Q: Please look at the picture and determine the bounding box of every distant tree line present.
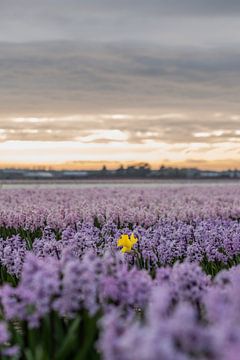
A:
[0,163,240,180]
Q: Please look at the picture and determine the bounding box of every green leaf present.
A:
[56,317,81,360]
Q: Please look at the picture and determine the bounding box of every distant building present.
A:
[200,171,221,178]
[62,171,88,177]
[25,171,53,178]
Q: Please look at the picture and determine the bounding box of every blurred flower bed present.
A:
[0,185,240,359]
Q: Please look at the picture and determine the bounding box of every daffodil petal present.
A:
[130,233,138,245]
[117,234,129,247]
[117,239,123,247]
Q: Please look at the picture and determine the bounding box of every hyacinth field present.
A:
[0,185,240,359]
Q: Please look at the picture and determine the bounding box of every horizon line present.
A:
[0,161,239,172]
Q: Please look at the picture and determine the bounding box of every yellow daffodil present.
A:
[117,233,138,253]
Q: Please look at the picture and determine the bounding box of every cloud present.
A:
[0,112,240,146]
[0,39,239,150]
[0,1,240,117]
[1,1,240,45]
[0,1,239,167]
[0,41,240,117]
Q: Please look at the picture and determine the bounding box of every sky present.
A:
[0,0,240,170]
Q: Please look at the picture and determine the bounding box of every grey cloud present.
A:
[0,0,239,172]
[0,41,240,117]
[0,1,239,150]
[1,1,240,45]
[1,1,240,20]
[80,0,240,16]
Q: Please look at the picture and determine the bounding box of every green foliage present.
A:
[5,312,100,360]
